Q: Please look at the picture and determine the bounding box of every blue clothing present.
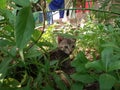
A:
[49,0,64,18]
[39,11,53,25]
[46,11,53,25]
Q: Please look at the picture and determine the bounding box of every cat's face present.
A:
[58,38,76,55]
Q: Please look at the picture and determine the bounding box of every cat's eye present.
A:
[64,46,68,48]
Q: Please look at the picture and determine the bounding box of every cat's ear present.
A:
[57,36,64,44]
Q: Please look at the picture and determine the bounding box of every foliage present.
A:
[0,0,120,90]
[71,18,120,90]
[94,0,120,24]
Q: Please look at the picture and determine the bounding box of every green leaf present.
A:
[0,57,12,80]
[71,73,95,84]
[102,42,120,50]
[71,52,89,73]
[37,41,53,47]
[0,9,15,25]
[12,0,30,7]
[42,85,54,90]
[9,46,17,56]
[72,52,88,66]
[25,50,42,58]
[109,61,120,71]
[71,52,88,73]
[0,40,13,47]
[0,0,7,9]
[32,29,42,40]
[74,63,87,73]
[85,60,104,71]
[101,48,113,72]
[71,82,83,90]
[15,6,35,50]
[99,74,116,90]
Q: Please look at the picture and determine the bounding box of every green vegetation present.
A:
[0,0,120,90]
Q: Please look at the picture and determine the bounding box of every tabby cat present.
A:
[39,37,76,74]
[47,37,76,73]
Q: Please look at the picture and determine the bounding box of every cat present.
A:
[39,36,76,74]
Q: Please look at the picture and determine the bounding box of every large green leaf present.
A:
[101,47,113,72]
[71,73,95,84]
[85,60,104,71]
[72,52,88,66]
[15,6,35,50]
[71,52,88,73]
[25,49,42,58]
[108,61,120,71]
[74,63,87,73]
[102,42,120,50]
[99,74,116,90]
[0,57,12,80]
[0,40,13,47]
[70,82,83,90]
[0,0,7,9]
[12,0,30,7]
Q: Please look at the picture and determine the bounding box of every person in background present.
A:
[49,0,65,23]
